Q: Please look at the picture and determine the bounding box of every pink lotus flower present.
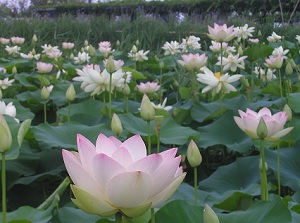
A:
[36,62,53,73]
[11,36,25,45]
[103,58,124,71]
[207,23,235,42]
[137,81,160,94]
[62,134,186,217]
[234,107,293,141]
[62,42,75,50]
[0,38,10,45]
[264,56,284,69]
[98,41,112,54]
[177,53,207,72]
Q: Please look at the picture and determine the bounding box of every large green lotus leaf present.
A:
[197,111,253,152]
[56,206,103,223]
[213,191,254,211]
[14,72,40,90]
[265,144,300,191]
[289,92,300,113]
[118,113,155,136]
[160,117,200,145]
[199,156,260,195]
[155,200,203,223]
[32,122,112,149]
[244,42,273,62]
[218,195,291,223]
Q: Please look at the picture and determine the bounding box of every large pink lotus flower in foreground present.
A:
[234,107,293,141]
[207,23,235,42]
[62,134,186,218]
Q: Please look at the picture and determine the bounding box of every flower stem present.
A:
[115,212,122,223]
[277,144,281,196]
[193,167,198,206]
[43,101,47,123]
[278,69,284,108]
[1,152,7,223]
[151,208,155,223]
[67,101,71,122]
[109,73,112,119]
[147,120,151,155]
[260,139,268,201]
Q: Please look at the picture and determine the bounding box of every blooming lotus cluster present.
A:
[74,52,90,64]
[62,134,186,217]
[0,78,14,90]
[151,98,172,111]
[267,32,282,42]
[162,35,201,55]
[128,49,150,62]
[234,107,293,141]
[197,67,242,96]
[217,54,247,72]
[234,24,255,41]
[253,67,276,82]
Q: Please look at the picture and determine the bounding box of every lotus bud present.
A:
[240,76,250,88]
[70,53,74,60]
[32,34,38,43]
[259,158,268,171]
[154,115,164,135]
[111,113,123,135]
[135,40,140,46]
[88,45,96,57]
[238,46,243,55]
[258,30,262,37]
[140,94,155,121]
[187,140,202,168]
[0,115,12,153]
[159,61,164,69]
[0,89,2,99]
[132,45,138,54]
[123,84,131,96]
[116,40,120,46]
[12,66,17,75]
[66,84,76,102]
[84,40,89,47]
[203,204,220,223]
[285,62,293,76]
[256,118,268,140]
[32,48,36,55]
[105,56,116,73]
[41,85,53,100]
[283,104,292,121]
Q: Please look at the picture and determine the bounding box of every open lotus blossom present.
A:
[234,24,255,41]
[0,37,10,45]
[207,23,235,42]
[20,51,41,60]
[296,35,300,44]
[11,36,25,45]
[36,62,53,73]
[267,32,282,42]
[180,35,201,52]
[0,77,14,89]
[151,98,172,111]
[177,53,207,72]
[128,49,150,62]
[0,100,19,123]
[74,65,125,95]
[103,58,124,70]
[234,107,293,141]
[264,55,284,69]
[137,81,160,94]
[217,54,247,72]
[209,41,229,53]
[272,46,289,59]
[162,41,181,56]
[248,38,259,43]
[62,134,186,218]
[99,41,113,54]
[62,42,75,50]
[74,52,90,64]
[41,44,59,54]
[253,67,276,82]
[5,45,20,55]
[197,67,242,97]
[46,49,62,60]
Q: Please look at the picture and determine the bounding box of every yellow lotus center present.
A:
[214,72,224,80]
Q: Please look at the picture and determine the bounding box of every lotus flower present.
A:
[62,134,186,218]
[234,107,293,141]
[177,53,207,72]
[137,81,160,94]
[207,23,235,42]
[36,62,53,74]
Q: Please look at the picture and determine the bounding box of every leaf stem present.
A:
[1,152,6,223]
[194,167,198,206]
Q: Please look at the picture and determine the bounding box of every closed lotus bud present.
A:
[12,66,17,75]
[41,85,53,100]
[105,56,116,73]
[123,84,131,96]
[0,115,12,153]
[238,46,243,55]
[66,84,76,102]
[84,40,89,47]
[70,53,74,60]
[258,30,262,37]
[111,113,123,135]
[32,48,36,55]
[159,61,164,69]
[259,158,268,171]
[88,45,96,57]
[187,140,202,168]
[240,76,250,88]
[256,118,268,140]
[116,40,120,46]
[283,104,292,121]
[203,204,220,223]
[285,62,293,76]
[135,40,140,46]
[132,45,138,54]
[140,94,155,121]
[32,34,38,43]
